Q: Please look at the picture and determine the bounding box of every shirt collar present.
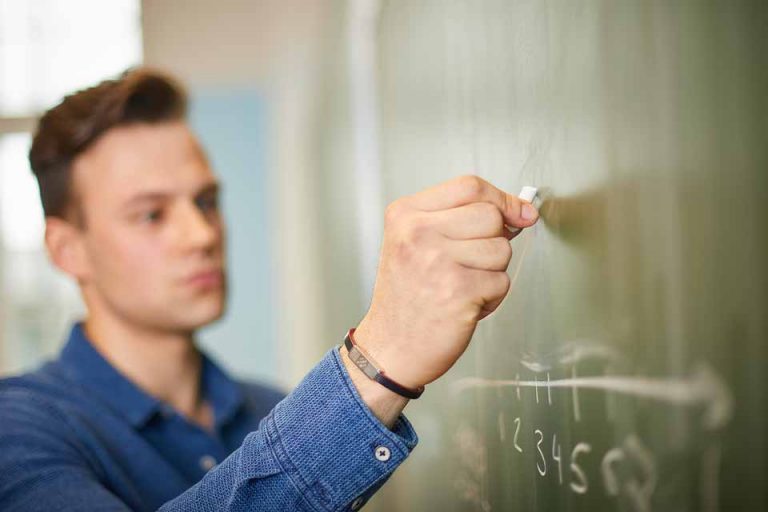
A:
[58,322,244,430]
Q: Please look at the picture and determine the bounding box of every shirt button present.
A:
[350,496,365,510]
[374,445,391,462]
[199,455,218,471]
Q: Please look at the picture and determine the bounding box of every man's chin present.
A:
[165,298,226,332]
[201,303,226,326]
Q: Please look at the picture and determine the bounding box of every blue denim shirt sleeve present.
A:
[161,347,418,511]
[0,347,417,511]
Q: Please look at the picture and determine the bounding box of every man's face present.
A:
[70,121,227,333]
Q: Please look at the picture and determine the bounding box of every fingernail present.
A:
[522,204,538,221]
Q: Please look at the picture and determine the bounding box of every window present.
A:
[0,0,143,115]
[0,133,42,251]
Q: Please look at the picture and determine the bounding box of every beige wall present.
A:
[143,0,267,87]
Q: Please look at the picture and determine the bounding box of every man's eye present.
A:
[196,196,219,212]
[141,210,163,223]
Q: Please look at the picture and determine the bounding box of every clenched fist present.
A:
[353,175,539,392]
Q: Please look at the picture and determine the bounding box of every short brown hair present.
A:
[29,67,188,220]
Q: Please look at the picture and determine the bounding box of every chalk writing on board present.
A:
[451,343,732,512]
[600,435,656,512]
[453,362,732,430]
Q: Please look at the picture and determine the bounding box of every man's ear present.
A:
[44,217,91,280]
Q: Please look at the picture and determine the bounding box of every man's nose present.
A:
[176,201,220,251]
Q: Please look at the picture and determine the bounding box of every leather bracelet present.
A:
[343,328,424,400]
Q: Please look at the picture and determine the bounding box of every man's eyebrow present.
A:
[122,192,172,207]
[122,183,221,207]
[196,182,221,196]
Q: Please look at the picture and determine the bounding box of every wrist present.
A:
[353,320,425,390]
[339,344,409,429]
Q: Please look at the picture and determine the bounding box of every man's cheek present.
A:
[113,243,166,284]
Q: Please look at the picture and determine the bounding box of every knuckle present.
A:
[474,201,497,216]
[481,271,510,301]
[384,200,405,225]
[457,174,485,198]
[404,216,430,245]
[469,201,502,229]
[494,237,513,261]
[384,201,400,224]
[479,203,504,227]
[496,272,511,296]
[392,215,432,262]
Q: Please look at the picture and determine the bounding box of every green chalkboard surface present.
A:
[367,1,768,510]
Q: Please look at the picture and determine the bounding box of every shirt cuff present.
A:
[261,346,418,511]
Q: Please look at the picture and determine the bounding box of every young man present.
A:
[0,69,538,511]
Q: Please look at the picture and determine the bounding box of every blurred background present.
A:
[2,1,766,511]
[0,0,368,386]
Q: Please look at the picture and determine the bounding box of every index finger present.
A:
[403,175,539,228]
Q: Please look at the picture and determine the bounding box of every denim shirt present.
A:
[0,324,418,511]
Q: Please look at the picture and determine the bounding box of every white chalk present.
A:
[518,186,538,203]
[506,186,538,235]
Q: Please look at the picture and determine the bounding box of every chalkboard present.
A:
[367,1,768,510]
